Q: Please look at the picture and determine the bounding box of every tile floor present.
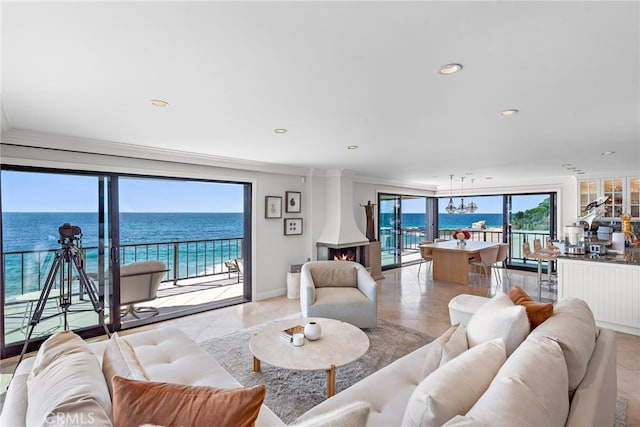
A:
[1,263,638,425]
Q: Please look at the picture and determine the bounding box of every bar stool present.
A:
[523,241,557,301]
[535,238,560,284]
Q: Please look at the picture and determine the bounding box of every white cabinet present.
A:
[602,178,625,219]
[558,257,640,335]
[629,177,640,219]
[578,177,640,220]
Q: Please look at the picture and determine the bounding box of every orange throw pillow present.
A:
[509,286,554,330]
[112,376,265,427]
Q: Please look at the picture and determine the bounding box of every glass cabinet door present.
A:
[602,178,625,218]
[629,178,640,219]
[578,180,599,217]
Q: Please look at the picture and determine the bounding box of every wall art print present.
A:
[285,191,301,213]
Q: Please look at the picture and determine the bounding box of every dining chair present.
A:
[493,243,510,284]
[469,245,499,280]
[417,240,433,276]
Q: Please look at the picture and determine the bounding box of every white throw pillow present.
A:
[444,336,570,427]
[402,338,506,427]
[292,401,370,426]
[529,297,597,394]
[440,324,468,366]
[466,291,530,356]
[102,332,149,397]
[421,324,468,379]
[26,331,113,426]
[28,330,89,378]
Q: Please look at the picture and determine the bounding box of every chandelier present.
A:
[445,175,457,214]
[446,175,478,214]
[468,178,478,213]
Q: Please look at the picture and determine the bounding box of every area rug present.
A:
[199,319,435,424]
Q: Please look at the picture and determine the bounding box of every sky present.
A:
[1,171,244,212]
[2,170,545,214]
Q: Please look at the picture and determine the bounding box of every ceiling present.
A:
[2,1,639,190]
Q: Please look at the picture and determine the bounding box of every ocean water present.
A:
[3,211,502,298]
[382,213,503,229]
[2,212,244,298]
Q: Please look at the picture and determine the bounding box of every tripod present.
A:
[16,224,111,367]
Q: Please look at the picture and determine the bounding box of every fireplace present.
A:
[314,169,380,276]
[317,243,366,264]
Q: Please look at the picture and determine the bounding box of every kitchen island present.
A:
[557,248,640,336]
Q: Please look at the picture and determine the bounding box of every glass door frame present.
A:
[378,193,402,269]
[505,192,557,270]
[377,193,436,270]
[0,166,253,358]
[0,166,116,358]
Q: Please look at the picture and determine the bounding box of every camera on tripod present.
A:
[15,222,110,369]
[58,223,82,246]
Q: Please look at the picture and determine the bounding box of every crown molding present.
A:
[1,129,310,177]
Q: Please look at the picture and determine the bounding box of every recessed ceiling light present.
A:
[150,99,169,107]
[274,128,288,134]
[566,166,577,170]
[499,109,518,116]
[485,177,493,180]
[561,163,573,167]
[347,145,359,150]
[439,63,463,75]
[601,151,615,155]
[576,171,586,175]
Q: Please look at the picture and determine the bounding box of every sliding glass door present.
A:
[1,167,252,357]
[379,194,432,269]
[117,177,249,328]
[379,194,401,268]
[1,169,112,357]
[508,193,556,268]
[437,191,556,271]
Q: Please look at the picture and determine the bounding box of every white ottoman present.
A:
[448,294,489,326]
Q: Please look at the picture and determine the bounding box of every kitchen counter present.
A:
[558,248,640,266]
[557,253,639,335]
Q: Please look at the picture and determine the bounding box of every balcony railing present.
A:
[3,237,243,299]
[381,226,552,266]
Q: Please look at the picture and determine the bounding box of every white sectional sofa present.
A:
[1,293,617,427]
[1,327,283,427]
[299,293,618,427]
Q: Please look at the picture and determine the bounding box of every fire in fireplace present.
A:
[317,244,366,265]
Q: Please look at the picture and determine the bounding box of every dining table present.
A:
[419,240,502,285]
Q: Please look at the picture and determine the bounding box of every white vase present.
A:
[304,321,322,340]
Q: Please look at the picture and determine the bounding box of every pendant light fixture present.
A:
[457,177,468,214]
[468,178,478,213]
[445,175,457,214]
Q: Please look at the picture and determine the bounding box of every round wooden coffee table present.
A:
[249,317,369,398]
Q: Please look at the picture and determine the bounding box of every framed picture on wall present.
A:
[265,196,282,218]
[285,191,301,213]
[284,218,303,235]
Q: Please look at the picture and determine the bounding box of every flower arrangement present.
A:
[453,230,471,241]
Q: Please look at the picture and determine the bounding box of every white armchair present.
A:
[300,261,378,328]
[120,260,168,319]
